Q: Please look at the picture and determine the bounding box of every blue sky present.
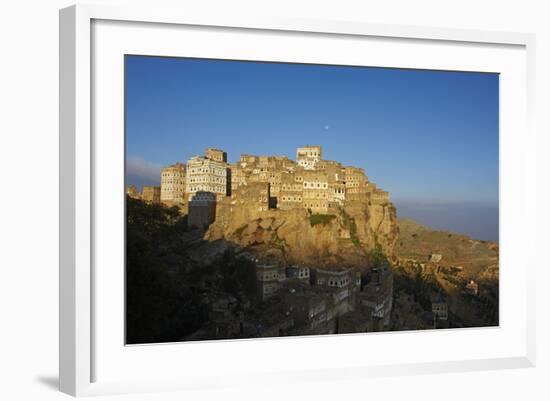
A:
[125,55,499,240]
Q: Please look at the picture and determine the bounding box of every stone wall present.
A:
[232,182,269,212]
[142,186,160,204]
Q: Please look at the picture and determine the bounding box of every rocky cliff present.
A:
[204,197,399,269]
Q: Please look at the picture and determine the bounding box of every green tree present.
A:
[368,244,389,267]
[125,197,207,344]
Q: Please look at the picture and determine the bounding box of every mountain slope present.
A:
[396,218,498,280]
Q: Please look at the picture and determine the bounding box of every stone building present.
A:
[316,159,342,173]
[344,166,368,201]
[229,164,249,189]
[180,146,389,222]
[279,284,331,333]
[301,169,331,213]
[126,185,140,199]
[186,155,228,198]
[314,268,354,288]
[370,188,390,205]
[279,172,304,210]
[256,261,286,301]
[277,157,347,212]
[160,163,186,205]
[330,181,346,205]
[205,147,227,163]
[239,154,257,166]
[142,186,160,204]
[311,267,361,317]
[231,182,269,212]
[286,266,310,281]
[186,149,229,228]
[296,145,322,170]
[221,145,392,214]
[314,161,346,206]
[188,191,217,229]
[230,155,297,208]
[430,293,448,321]
[266,170,282,202]
[359,264,394,327]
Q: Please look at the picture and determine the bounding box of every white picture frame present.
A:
[59,3,536,397]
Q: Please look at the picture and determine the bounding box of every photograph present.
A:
[2,0,545,399]
[124,55,499,345]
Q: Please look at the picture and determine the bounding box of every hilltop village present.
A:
[126,146,496,341]
[128,146,399,267]
[126,146,404,338]
[127,145,391,226]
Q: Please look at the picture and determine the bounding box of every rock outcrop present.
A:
[204,197,399,269]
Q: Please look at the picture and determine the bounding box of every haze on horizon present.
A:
[125,56,499,241]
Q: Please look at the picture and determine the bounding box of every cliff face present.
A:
[204,197,399,269]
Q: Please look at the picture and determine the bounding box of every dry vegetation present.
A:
[396,218,499,279]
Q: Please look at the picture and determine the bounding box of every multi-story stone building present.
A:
[286,266,310,281]
[296,145,322,170]
[229,164,249,189]
[314,268,354,288]
[142,186,161,204]
[186,155,228,198]
[370,188,390,205]
[160,163,186,205]
[205,147,227,163]
[315,160,347,206]
[256,261,286,301]
[344,166,369,201]
[284,288,329,331]
[147,144,392,227]
[223,145,388,213]
[279,172,304,210]
[186,148,229,228]
[330,181,346,204]
[239,154,257,166]
[359,264,394,327]
[232,182,269,212]
[266,170,282,201]
[302,170,331,213]
[230,155,296,208]
[314,267,361,316]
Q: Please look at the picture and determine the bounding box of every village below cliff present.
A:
[125,146,498,343]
